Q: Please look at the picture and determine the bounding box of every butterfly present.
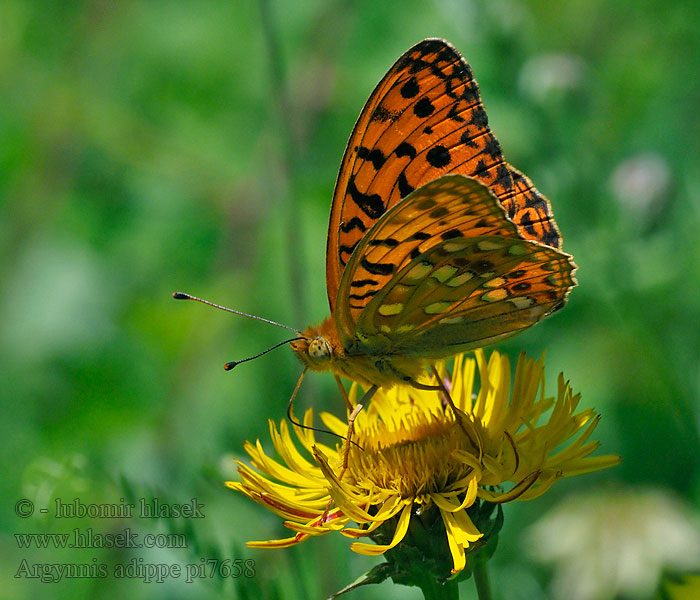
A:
[289,38,577,393]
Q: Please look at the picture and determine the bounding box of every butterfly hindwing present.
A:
[356,234,576,358]
[327,38,563,313]
[334,175,528,344]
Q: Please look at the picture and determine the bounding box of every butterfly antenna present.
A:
[286,370,362,449]
[172,291,301,334]
[224,337,305,371]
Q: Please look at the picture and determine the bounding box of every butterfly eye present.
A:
[308,337,332,361]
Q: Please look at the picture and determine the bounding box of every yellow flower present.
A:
[227,350,620,576]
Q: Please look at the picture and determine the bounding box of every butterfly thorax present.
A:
[291,316,428,389]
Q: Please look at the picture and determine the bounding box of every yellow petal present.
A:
[350,503,412,555]
[478,471,540,503]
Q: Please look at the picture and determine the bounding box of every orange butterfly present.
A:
[290,39,577,393]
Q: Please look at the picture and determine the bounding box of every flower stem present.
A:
[473,556,492,600]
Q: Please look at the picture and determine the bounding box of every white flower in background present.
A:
[610,152,671,221]
[518,53,586,101]
[528,488,700,600]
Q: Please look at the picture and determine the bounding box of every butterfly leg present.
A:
[410,369,483,455]
[340,400,367,474]
[429,364,461,418]
[338,385,376,478]
[334,374,354,412]
[321,385,377,524]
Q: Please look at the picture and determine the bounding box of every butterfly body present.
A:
[292,316,429,389]
[292,39,577,389]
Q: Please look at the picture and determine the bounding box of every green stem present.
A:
[417,577,459,600]
[473,556,492,600]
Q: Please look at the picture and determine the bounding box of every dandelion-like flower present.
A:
[228,350,620,590]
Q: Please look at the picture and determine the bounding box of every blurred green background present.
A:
[2,1,698,598]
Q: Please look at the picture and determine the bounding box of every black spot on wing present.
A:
[443,71,467,100]
[541,227,560,247]
[347,175,385,219]
[436,47,456,64]
[449,56,472,77]
[512,171,526,185]
[356,146,386,170]
[360,257,396,276]
[414,97,435,118]
[472,160,488,177]
[440,229,463,240]
[519,213,537,236]
[468,105,488,127]
[410,231,431,241]
[408,46,457,82]
[420,39,450,55]
[400,77,420,98]
[348,290,378,301]
[460,129,479,149]
[397,172,415,198]
[416,198,437,209]
[407,57,430,75]
[372,105,400,122]
[350,278,379,287]
[429,206,450,218]
[339,240,360,259]
[368,238,400,248]
[482,134,502,159]
[395,142,417,159]
[447,103,465,122]
[340,216,367,234]
[462,82,480,103]
[426,145,451,168]
[523,192,544,208]
[495,164,513,193]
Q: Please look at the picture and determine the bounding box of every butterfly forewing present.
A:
[507,167,563,248]
[327,38,563,313]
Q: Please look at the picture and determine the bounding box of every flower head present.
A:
[228,350,620,578]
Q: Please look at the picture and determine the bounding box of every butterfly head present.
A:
[308,337,332,360]
[290,317,341,373]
